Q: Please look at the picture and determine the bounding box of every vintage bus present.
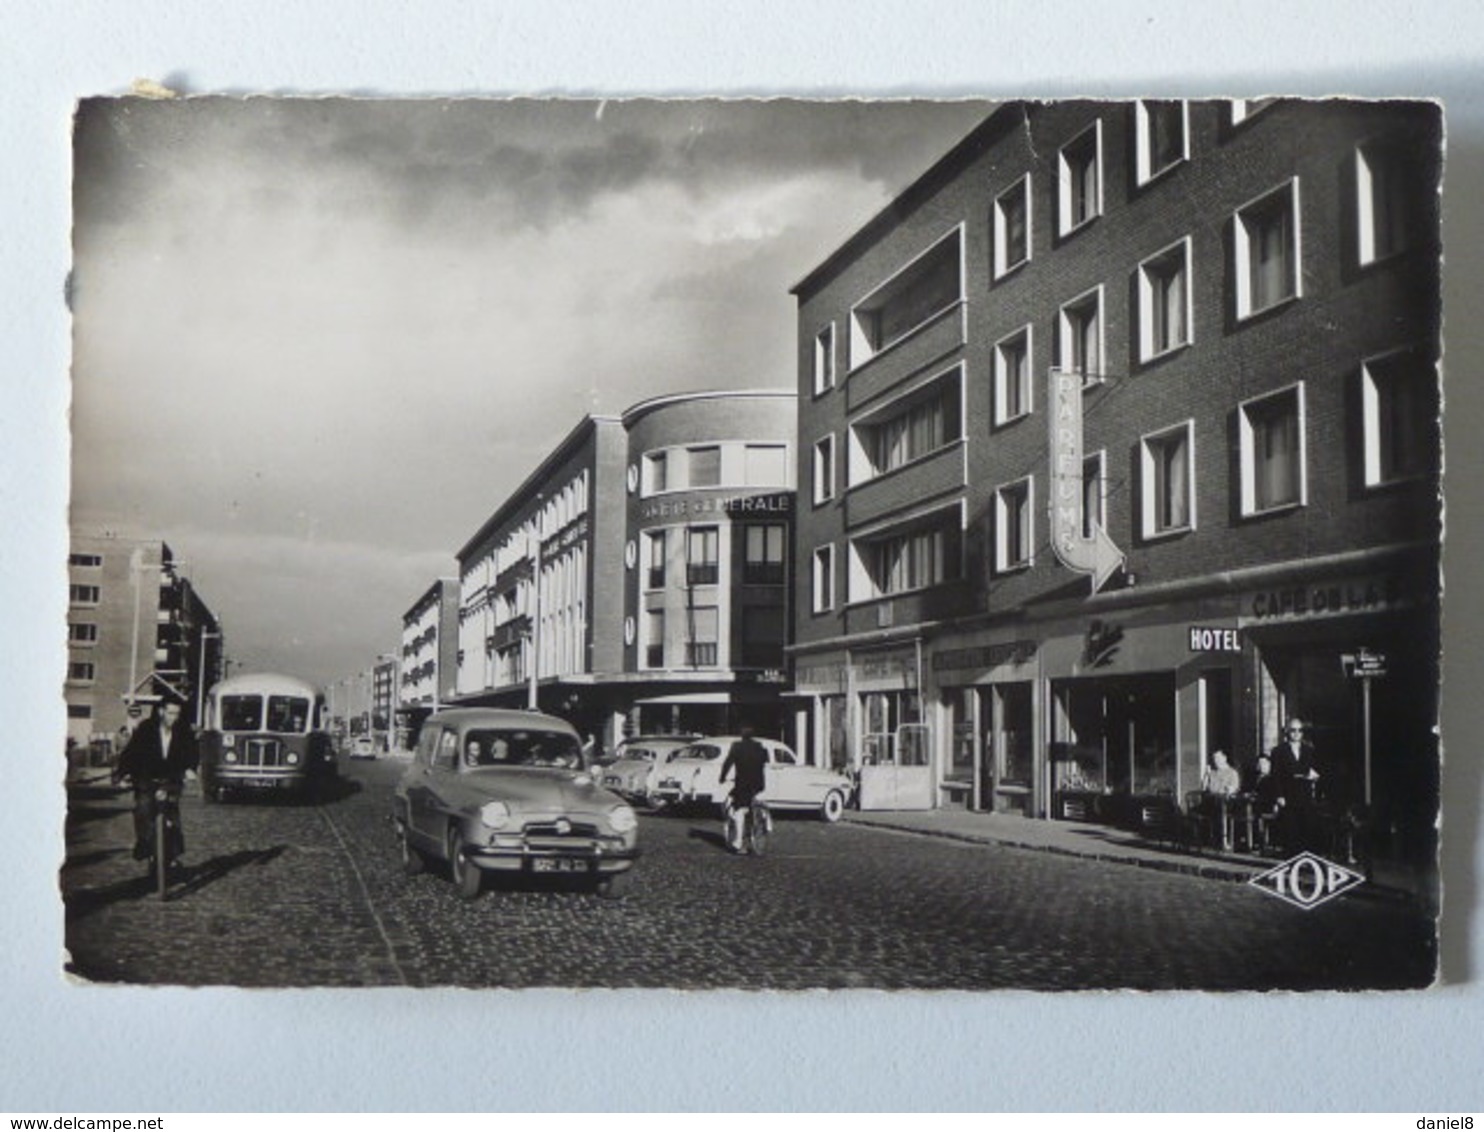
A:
[199,672,336,802]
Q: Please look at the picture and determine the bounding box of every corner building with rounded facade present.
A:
[789,99,1440,863]
[454,389,796,753]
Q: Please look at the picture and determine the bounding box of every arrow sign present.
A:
[1047,368,1124,593]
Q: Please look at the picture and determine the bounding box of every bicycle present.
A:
[728,798,771,856]
[124,776,183,899]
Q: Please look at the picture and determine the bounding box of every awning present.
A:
[634,687,780,706]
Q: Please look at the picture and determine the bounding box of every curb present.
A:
[843,815,1265,884]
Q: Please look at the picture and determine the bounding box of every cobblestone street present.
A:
[63,759,1436,990]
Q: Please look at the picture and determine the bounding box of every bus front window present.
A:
[220,695,263,731]
[267,696,311,733]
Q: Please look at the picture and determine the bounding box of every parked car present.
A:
[650,736,853,822]
[349,736,377,760]
[599,734,701,805]
[393,707,640,900]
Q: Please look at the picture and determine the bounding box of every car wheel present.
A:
[397,821,426,876]
[448,829,482,900]
[820,789,846,824]
[595,870,632,900]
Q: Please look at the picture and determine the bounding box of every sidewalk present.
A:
[842,807,1437,906]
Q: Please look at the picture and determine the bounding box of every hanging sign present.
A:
[1047,368,1124,593]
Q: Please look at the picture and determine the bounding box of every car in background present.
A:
[393,707,640,900]
[650,736,853,822]
[349,736,377,760]
[599,734,700,805]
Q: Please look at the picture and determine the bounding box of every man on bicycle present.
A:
[114,697,199,866]
[719,726,768,854]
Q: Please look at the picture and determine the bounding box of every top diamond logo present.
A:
[1248,852,1366,910]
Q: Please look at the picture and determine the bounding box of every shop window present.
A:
[813,323,836,394]
[994,326,1033,425]
[1140,421,1195,538]
[995,682,1034,788]
[1239,384,1306,515]
[1057,286,1104,386]
[812,434,836,504]
[1234,179,1301,319]
[849,228,962,367]
[686,526,719,586]
[993,175,1032,278]
[1057,120,1103,236]
[994,477,1034,573]
[1135,100,1188,185]
[1137,237,1192,361]
[742,524,786,585]
[812,544,835,613]
[1361,352,1432,486]
[684,607,719,668]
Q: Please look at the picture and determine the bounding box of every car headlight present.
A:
[224,750,238,764]
[609,804,637,834]
[285,751,300,766]
[480,800,512,830]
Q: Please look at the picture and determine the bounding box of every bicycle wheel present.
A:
[747,806,769,856]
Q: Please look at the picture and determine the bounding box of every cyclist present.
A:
[718,726,768,854]
[113,697,199,867]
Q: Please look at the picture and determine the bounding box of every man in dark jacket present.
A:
[114,698,199,863]
[719,727,769,853]
[1267,718,1320,849]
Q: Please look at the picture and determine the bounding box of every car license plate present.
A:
[531,858,590,874]
[244,777,278,789]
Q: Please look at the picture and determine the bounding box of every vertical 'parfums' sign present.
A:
[1047,368,1123,593]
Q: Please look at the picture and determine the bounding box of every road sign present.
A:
[1342,649,1387,679]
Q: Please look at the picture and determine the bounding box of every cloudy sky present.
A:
[70,97,990,686]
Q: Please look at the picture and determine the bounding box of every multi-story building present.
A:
[454,390,796,751]
[790,99,1440,856]
[397,577,459,743]
[371,654,398,748]
[65,532,225,753]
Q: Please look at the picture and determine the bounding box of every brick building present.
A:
[454,390,796,752]
[66,532,224,755]
[789,99,1440,855]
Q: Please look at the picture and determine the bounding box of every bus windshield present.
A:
[220,695,263,731]
[267,696,310,733]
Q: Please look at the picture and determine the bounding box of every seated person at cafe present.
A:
[1200,750,1241,797]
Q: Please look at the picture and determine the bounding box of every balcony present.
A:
[846,441,965,530]
[847,302,966,413]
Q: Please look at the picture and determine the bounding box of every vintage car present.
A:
[393,707,640,900]
[599,734,700,805]
[650,736,853,822]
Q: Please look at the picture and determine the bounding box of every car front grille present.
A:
[523,820,601,839]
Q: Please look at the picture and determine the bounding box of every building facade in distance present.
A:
[397,576,459,744]
[454,390,796,753]
[66,532,224,753]
[791,99,1440,858]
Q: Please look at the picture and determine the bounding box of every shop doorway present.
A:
[857,689,933,810]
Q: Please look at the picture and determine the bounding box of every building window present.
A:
[852,512,962,600]
[1240,384,1307,515]
[813,323,836,394]
[644,610,665,669]
[743,443,788,487]
[686,526,719,586]
[743,524,786,585]
[1057,121,1103,236]
[1058,286,1104,385]
[69,584,101,605]
[1356,141,1411,266]
[994,326,1033,425]
[687,446,721,489]
[813,434,836,504]
[68,661,95,682]
[643,451,668,496]
[646,530,666,590]
[812,545,835,613]
[1083,451,1106,540]
[1141,422,1196,538]
[1135,100,1188,185]
[69,553,102,568]
[1137,237,1193,361]
[994,478,1034,573]
[68,623,98,644]
[1230,98,1277,126]
[739,606,783,669]
[993,176,1031,278]
[1235,180,1301,319]
[685,607,719,668]
[850,369,962,482]
[849,228,962,366]
[1362,352,1432,486]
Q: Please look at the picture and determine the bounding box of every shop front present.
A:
[933,639,1040,815]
